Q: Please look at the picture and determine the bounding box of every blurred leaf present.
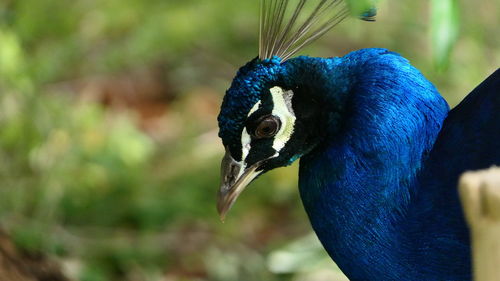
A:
[0,28,32,91]
[267,233,348,280]
[0,29,23,77]
[430,0,460,71]
[267,233,327,274]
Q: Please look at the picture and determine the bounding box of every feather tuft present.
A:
[259,0,350,61]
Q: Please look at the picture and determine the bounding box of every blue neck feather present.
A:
[284,49,470,280]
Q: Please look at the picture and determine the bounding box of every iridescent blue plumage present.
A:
[217,47,500,280]
[296,48,470,280]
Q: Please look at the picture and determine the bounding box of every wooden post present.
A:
[459,167,500,281]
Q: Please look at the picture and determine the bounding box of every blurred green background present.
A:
[0,0,498,280]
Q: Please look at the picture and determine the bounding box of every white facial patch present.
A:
[269,86,296,153]
[238,86,296,168]
[241,101,261,161]
[237,100,261,177]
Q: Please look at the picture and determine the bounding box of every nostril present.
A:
[226,163,239,186]
[220,148,243,190]
[230,163,238,174]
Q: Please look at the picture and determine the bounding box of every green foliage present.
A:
[430,0,460,70]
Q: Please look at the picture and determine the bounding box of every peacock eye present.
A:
[254,115,281,139]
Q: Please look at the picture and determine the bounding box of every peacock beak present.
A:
[217,148,262,221]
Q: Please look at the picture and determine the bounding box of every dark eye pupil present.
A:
[255,116,280,138]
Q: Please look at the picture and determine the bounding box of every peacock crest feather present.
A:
[259,0,376,61]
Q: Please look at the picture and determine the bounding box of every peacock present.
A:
[215,0,500,280]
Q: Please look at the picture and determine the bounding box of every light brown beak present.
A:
[217,149,262,221]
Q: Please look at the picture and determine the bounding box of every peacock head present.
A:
[215,0,376,219]
[217,56,327,219]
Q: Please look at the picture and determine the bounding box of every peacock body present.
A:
[216,1,500,280]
